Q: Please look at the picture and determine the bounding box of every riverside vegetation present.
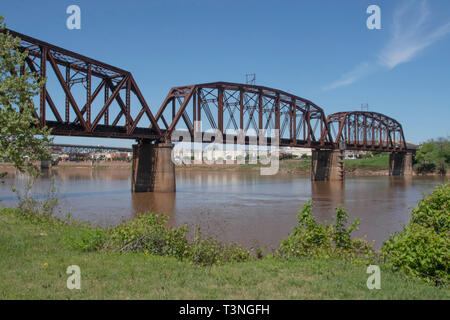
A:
[0,180,448,299]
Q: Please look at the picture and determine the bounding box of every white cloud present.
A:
[324,0,450,90]
[323,62,375,91]
[379,0,450,69]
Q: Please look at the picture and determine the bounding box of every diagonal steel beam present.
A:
[47,51,88,131]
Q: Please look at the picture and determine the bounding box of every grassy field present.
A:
[345,154,389,171]
[0,207,447,299]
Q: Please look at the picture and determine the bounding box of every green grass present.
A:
[0,207,448,299]
[345,154,389,171]
[177,156,389,173]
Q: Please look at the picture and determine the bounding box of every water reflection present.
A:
[132,192,176,225]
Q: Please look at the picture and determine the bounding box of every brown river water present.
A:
[0,166,447,249]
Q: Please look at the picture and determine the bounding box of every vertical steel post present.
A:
[275,93,280,132]
[193,89,197,124]
[306,104,311,145]
[218,86,224,133]
[39,46,47,128]
[172,98,175,120]
[104,86,109,125]
[65,64,70,123]
[86,63,92,126]
[292,98,296,144]
[197,88,201,123]
[258,89,263,134]
[239,87,244,131]
[126,77,131,131]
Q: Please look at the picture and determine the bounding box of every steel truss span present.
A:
[327,111,407,152]
[155,82,333,148]
[2,28,161,140]
[3,29,412,152]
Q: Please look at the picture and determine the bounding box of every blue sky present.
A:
[2,0,449,147]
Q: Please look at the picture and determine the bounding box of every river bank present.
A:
[2,156,448,177]
[0,207,448,299]
[16,157,448,176]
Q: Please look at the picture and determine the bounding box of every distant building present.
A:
[282,147,311,157]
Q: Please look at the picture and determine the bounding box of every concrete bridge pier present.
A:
[389,152,413,176]
[40,160,52,170]
[311,150,345,181]
[132,141,176,192]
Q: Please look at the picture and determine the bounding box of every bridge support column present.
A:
[132,141,175,192]
[40,160,52,170]
[311,150,345,181]
[389,152,413,176]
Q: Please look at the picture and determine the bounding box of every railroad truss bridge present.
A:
[3,29,415,192]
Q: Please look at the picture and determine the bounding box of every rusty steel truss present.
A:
[327,111,407,151]
[155,82,333,147]
[3,28,161,140]
[2,29,412,152]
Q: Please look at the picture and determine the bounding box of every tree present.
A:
[414,137,450,175]
[0,16,52,177]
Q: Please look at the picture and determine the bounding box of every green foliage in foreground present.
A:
[1,207,448,299]
[279,201,373,261]
[382,183,450,285]
[414,137,450,175]
[0,16,52,175]
[15,191,253,267]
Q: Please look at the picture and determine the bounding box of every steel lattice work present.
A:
[2,29,413,152]
[155,82,333,147]
[327,111,407,151]
[2,29,161,140]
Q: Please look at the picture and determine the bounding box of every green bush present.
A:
[410,183,449,234]
[382,183,450,285]
[279,201,373,260]
[414,137,450,175]
[102,214,252,266]
[65,228,106,251]
[187,228,251,266]
[105,214,188,259]
[333,206,360,250]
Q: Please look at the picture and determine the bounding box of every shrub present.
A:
[65,228,106,251]
[187,228,251,266]
[382,183,450,285]
[410,183,449,234]
[333,206,360,250]
[104,214,252,266]
[382,224,448,285]
[105,214,188,260]
[12,175,59,225]
[279,201,372,260]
